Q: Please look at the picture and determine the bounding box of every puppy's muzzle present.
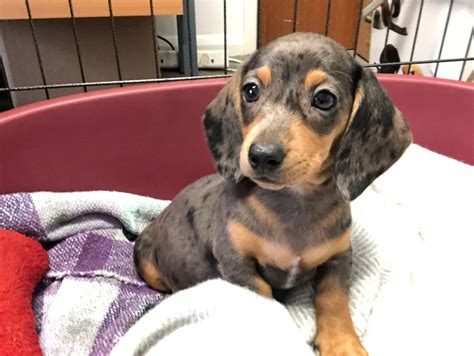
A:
[248,143,286,174]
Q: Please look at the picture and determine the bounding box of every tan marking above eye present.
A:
[227,220,295,270]
[300,226,351,270]
[256,66,272,87]
[304,69,327,91]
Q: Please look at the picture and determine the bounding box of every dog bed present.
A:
[1,144,472,356]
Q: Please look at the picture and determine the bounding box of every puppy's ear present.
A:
[335,68,412,201]
[203,74,243,182]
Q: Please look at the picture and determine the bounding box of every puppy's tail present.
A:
[133,226,171,292]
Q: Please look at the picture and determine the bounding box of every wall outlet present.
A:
[159,50,179,69]
[197,50,225,69]
[158,49,226,69]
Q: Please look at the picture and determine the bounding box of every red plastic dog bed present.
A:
[0,75,472,198]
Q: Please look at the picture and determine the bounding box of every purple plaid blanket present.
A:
[0,191,170,355]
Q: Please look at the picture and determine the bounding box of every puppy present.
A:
[134,33,412,355]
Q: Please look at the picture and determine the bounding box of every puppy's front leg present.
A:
[214,233,272,299]
[218,254,272,298]
[314,251,367,356]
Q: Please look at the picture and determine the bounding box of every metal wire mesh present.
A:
[0,0,472,101]
[67,0,87,93]
[459,28,473,81]
[23,0,49,99]
[223,0,228,75]
[353,0,364,59]
[325,0,332,37]
[107,0,123,87]
[406,0,425,74]
[434,0,454,77]
[149,0,161,79]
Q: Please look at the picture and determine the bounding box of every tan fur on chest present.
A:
[227,220,350,272]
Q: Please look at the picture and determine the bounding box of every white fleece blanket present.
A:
[112,144,474,356]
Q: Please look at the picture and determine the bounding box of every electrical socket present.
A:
[159,50,179,69]
[197,50,225,69]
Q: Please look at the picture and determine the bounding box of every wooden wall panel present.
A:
[258,0,295,47]
[295,0,328,35]
[259,0,371,59]
[356,0,372,61]
[326,0,359,49]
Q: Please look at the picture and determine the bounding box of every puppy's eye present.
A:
[242,82,260,102]
[312,90,336,110]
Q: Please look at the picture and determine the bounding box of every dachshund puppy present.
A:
[134,33,412,355]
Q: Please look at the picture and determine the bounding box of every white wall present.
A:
[369,0,473,80]
[155,0,257,57]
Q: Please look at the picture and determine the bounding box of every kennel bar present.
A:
[67,0,87,92]
[2,57,473,94]
[149,0,161,79]
[292,0,299,33]
[407,0,425,74]
[24,0,49,99]
[353,0,364,58]
[382,1,394,50]
[325,0,332,37]
[459,28,473,81]
[107,0,124,86]
[223,0,227,75]
[177,0,198,76]
[364,57,474,69]
[434,0,454,77]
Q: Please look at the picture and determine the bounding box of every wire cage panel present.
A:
[0,0,472,110]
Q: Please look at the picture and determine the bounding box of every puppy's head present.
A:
[203,33,412,200]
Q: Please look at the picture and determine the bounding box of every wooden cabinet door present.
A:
[258,0,371,61]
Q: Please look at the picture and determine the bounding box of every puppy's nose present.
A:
[248,144,285,171]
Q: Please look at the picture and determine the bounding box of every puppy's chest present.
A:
[257,256,312,289]
[259,235,349,289]
[228,221,351,289]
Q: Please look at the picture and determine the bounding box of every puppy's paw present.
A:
[315,331,368,356]
[252,276,273,298]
